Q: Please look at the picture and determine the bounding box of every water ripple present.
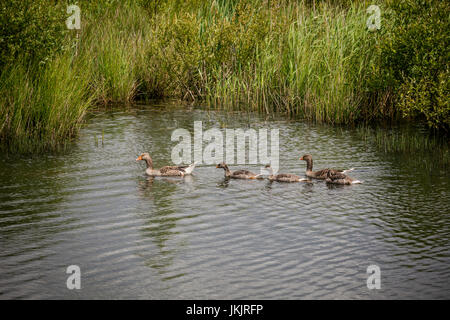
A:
[0,107,449,299]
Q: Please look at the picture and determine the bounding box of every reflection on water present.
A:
[0,103,449,299]
[137,176,189,279]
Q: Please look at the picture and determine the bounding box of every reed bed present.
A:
[1,0,446,152]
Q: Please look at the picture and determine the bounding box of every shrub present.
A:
[378,0,450,130]
[0,0,68,68]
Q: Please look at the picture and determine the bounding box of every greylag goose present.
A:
[265,164,308,182]
[136,153,197,176]
[325,170,361,185]
[300,154,354,179]
[216,162,263,179]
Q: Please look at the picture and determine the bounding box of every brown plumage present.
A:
[136,153,197,176]
[265,164,308,182]
[325,170,361,185]
[216,162,263,179]
[300,154,354,179]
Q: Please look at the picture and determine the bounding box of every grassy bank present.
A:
[0,56,94,152]
[0,0,448,152]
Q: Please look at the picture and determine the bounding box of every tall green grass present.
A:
[210,2,377,123]
[0,1,149,152]
[0,53,94,152]
[138,0,384,124]
[1,0,445,152]
[78,3,152,104]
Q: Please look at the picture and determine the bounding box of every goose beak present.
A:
[136,156,142,162]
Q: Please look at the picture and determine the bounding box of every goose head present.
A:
[300,154,313,170]
[136,153,154,169]
[299,154,312,162]
[216,162,231,172]
[216,162,226,169]
[136,153,151,162]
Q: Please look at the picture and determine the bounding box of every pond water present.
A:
[0,103,449,299]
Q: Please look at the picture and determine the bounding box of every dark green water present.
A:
[0,103,449,299]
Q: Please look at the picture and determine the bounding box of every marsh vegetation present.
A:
[0,0,448,152]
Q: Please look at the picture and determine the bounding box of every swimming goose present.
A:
[216,162,263,179]
[264,164,308,182]
[299,154,354,179]
[136,153,197,176]
[325,170,361,185]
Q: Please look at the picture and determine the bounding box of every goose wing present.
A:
[275,173,301,182]
[316,168,349,178]
[160,166,185,176]
[327,171,347,181]
[232,170,255,176]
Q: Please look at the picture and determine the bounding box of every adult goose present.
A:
[325,170,361,185]
[136,153,197,176]
[216,162,263,179]
[264,164,308,182]
[299,154,354,179]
